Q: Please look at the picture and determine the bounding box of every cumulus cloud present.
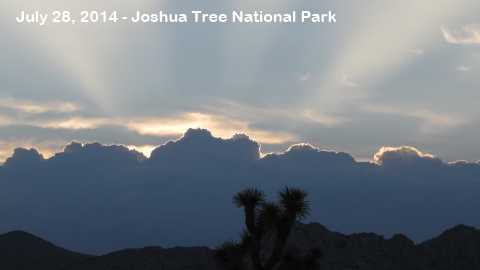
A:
[441,24,480,45]
[148,128,261,165]
[448,160,468,165]
[0,139,69,163]
[286,143,319,152]
[0,129,479,256]
[260,142,357,169]
[55,141,147,163]
[2,147,44,169]
[0,107,300,165]
[373,146,438,165]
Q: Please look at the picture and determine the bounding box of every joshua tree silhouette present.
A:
[213,186,322,270]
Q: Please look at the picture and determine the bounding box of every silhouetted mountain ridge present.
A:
[61,222,480,269]
[0,230,93,270]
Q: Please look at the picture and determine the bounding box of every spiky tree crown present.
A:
[232,187,265,209]
[214,186,316,270]
[278,186,310,220]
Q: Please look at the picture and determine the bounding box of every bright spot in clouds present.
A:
[127,145,157,158]
[123,113,298,144]
[374,146,435,165]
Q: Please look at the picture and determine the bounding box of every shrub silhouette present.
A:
[214,186,321,270]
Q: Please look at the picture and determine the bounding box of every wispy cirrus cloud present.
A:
[441,24,480,45]
[0,95,79,114]
[407,49,424,55]
[301,110,350,126]
[299,72,310,81]
[342,75,356,87]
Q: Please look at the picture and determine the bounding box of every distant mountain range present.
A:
[2,222,480,269]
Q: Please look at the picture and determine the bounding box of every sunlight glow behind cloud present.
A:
[123,112,298,144]
[374,146,435,165]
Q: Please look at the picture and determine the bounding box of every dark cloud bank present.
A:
[1,128,479,255]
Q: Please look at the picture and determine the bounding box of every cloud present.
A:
[2,147,44,169]
[1,129,480,256]
[448,160,468,165]
[342,75,356,87]
[57,141,147,162]
[441,24,480,45]
[123,113,297,144]
[407,49,424,55]
[301,110,349,126]
[36,117,109,130]
[126,145,158,158]
[299,72,310,81]
[373,146,438,165]
[0,95,79,115]
[0,108,298,147]
[457,66,470,72]
[261,143,356,169]
[147,128,261,165]
[0,139,69,164]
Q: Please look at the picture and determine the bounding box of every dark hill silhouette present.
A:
[60,222,480,270]
[418,224,480,269]
[64,246,216,270]
[0,230,93,270]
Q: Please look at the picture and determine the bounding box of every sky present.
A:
[1,0,480,255]
[1,0,479,163]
